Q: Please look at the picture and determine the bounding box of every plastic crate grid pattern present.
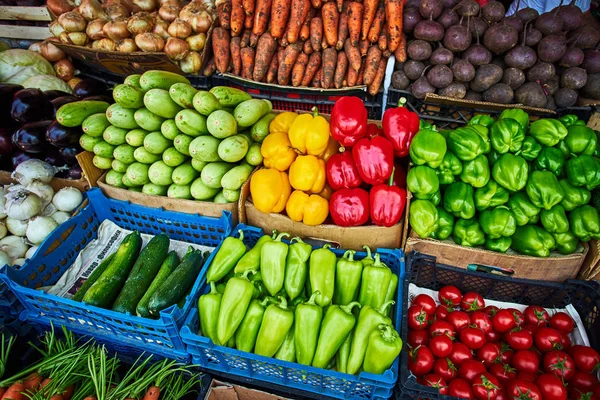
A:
[397,251,600,400]
[180,224,405,400]
[0,188,232,357]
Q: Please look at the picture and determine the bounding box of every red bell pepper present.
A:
[392,163,407,189]
[329,188,370,227]
[382,97,420,157]
[366,123,383,138]
[326,152,363,190]
[351,135,395,185]
[330,96,368,148]
[370,169,407,227]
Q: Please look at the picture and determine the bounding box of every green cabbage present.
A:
[22,74,73,94]
[0,49,54,84]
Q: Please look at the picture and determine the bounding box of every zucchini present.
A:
[140,70,191,91]
[82,113,110,137]
[106,104,139,129]
[113,84,145,109]
[124,74,142,89]
[169,83,198,109]
[147,249,208,317]
[209,87,252,108]
[144,89,183,119]
[136,251,180,317]
[82,232,143,308]
[112,234,170,314]
[56,101,110,128]
[72,253,116,302]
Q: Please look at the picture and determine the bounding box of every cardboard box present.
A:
[204,380,291,400]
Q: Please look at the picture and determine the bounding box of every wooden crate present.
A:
[0,6,51,40]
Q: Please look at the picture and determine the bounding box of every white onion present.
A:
[6,218,28,236]
[0,195,6,220]
[52,187,83,213]
[26,217,58,245]
[5,190,43,221]
[26,182,54,208]
[0,222,6,240]
[0,236,28,259]
[51,211,71,225]
[41,203,57,217]
[12,159,57,186]
[25,245,38,259]
[0,250,10,266]
[12,258,26,266]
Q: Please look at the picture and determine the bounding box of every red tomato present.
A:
[447,310,471,332]
[408,305,431,331]
[439,286,462,307]
[523,324,539,335]
[544,350,576,380]
[459,359,487,382]
[524,306,550,327]
[492,309,517,333]
[477,342,501,367]
[460,327,487,350]
[569,371,599,391]
[433,358,458,381]
[461,292,486,312]
[430,334,454,358]
[519,371,539,382]
[408,345,435,377]
[449,378,474,400]
[485,305,500,316]
[489,363,517,386]
[513,350,540,374]
[505,329,534,351]
[569,388,598,400]
[435,304,452,320]
[429,321,456,339]
[423,374,448,395]
[570,345,600,374]
[536,373,568,400]
[500,343,515,364]
[506,379,542,400]
[413,294,437,316]
[450,342,474,365]
[593,384,600,399]
[487,330,502,342]
[509,308,525,327]
[408,330,430,348]
[559,331,572,351]
[472,311,493,334]
[472,372,501,400]
[534,327,563,353]
[550,312,575,334]
[496,390,508,400]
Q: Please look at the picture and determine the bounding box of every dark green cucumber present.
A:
[72,253,116,302]
[136,251,180,318]
[147,250,208,317]
[82,232,143,308]
[112,234,170,314]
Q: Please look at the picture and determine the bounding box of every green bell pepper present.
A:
[431,207,455,240]
[429,190,441,206]
[453,218,486,247]
[492,153,529,192]
[469,115,495,128]
[295,291,323,366]
[564,125,598,156]
[234,233,275,273]
[410,199,439,238]
[491,118,525,154]
[552,231,579,255]
[519,136,542,161]
[471,124,491,153]
[526,170,565,210]
[284,237,312,301]
[409,130,447,168]
[407,166,440,199]
[261,232,290,296]
[511,225,556,257]
[312,302,361,369]
[309,244,337,306]
[198,282,222,345]
[437,152,463,185]
[206,230,247,283]
[566,155,600,190]
[363,324,403,375]
[507,193,540,226]
[540,204,570,234]
[275,327,296,362]
[358,253,392,309]
[448,126,487,161]
[499,108,529,131]
[559,179,591,211]
[534,146,565,176]
[487,149,501,166]
[485,236,512,253]
[217,270,256,345]
[420,120,436,131]
[475,181,509,211]
[443,182,476,219]
[333,250,363,305]
[480,206,517,239]
[460,155,490,188]
[569,205,600,241]
[235,297,272,352]
[559,114,579,127]
[529,118,568,147]
[558,140,570,158]
[255,296,295,357]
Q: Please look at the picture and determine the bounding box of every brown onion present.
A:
[153,17,170,39]
[92,38,117,50]
[135,32,164,51]
[86,19,106,40]
[188,11,212,33]
[105,3,130,20]
[68,32,88,45]
[49,21,65,37]
[58,12,86,32]
[28,42,42,53]
[103,18,130,41]
[180,50,202,73]
[68,77,82,89]
[168,18,192,39]
[186,32,206,51]
[116,38,138,52]
[158,4,180,22]
[54,59,75,81]
[127,13,154,34]
[132,0,158,11]
[160,0,181,6]
[47,0,77,16]
[79,0,107,21]
[41,39,66,61]
[59,32,71,43]
[164,37,189,60]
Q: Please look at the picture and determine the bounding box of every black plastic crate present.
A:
[397,251,600,400]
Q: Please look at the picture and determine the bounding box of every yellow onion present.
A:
[92,38,117,50]
[68,32,88,45]
[86,19,106,40]
[68,77,82,89]
[47,0,77,16]
[58,11,86,32]
[168,18,192,39]
[132,0,158,11]
[104,3,130,20]
[79,0,107,21]
[135,32,164,51]
[103,18,130,41]
[158,4,180,22]
[164,37,189,60]
[49,21,65,37]
[59,32,71,43]
[159,0,181,6]
[54,59,75,81]
[180,51,202,73]
[188,11,212,33]
[127,12,154,34]
[116,38,138,52]
[28,42,42,53]
[186,32,206,51]
[152,17,170,39]
[41,39,66,61]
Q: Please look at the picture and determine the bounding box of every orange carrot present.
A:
[335,12,348,50]
[212,27,231,73]
[49,395,63,400]
[270,0,291,39]
[0,389,6,398]
[230,36,242,75]
[217,0,232,29]
[359,39,369,56]
[266,51,279,83]
[291,52,309,86]
[252,0,272,36]
[230,0,245,36]
[300,8,316,42]
[368,57,386,95]
[62,385,74,400]
[394,32,406,62]
[363,45,381,85]
[356,58,365,85]
[347,2,363,46]
[287,0,310,44]
[203,57,216,76]
[241,29,251,47]
[301,51,321,86]
[240,46,255,79]
[347,61,359,86]
[378,25,387,51]
[253,32,277,81]
[310,17,323,53]
[334,51,348,88]
[310,0,321,8]
[385,0,402,52]
[41,378,52,388]
[312,68,322,87]
[321,2,339,48]
[143,386,160,400]
[23,373,42,392]
[1,382,25,400]
[344,38,361,71]
[277,42,302,85]
[361,0,378,40]
[303,39,313,54]
[320,47,337,88]
[242,0,255,23]
[244,14,253,28]
[277,47,285,64]
[82,397,97,400]
[367,4,384,43]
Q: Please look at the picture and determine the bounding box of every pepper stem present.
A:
[312,106,319,118]
[277,296,289,309]
[241,270,257,280]
[209,281,218,294]
[388,167,395,187]
[340,301,361,315]
[306,290,321,305]
[237,229,244,241]
[291,237,304,244]
[373,253,382,266]
[274,232,290,242]
[363,246,372,259]
[378,323,399,342]
[398,97,407,108]
[378,300,395,315]
[323,244,332,249]
[343,250,356,261]
[260,297,273,307]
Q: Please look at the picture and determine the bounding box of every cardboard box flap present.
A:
[220,73,368,94]
[424,93,556,114]
[206,381,291,400]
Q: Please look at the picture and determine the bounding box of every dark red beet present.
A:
[464,44,492,66]
[535,10,564,36]
[582,49,600,73]
[521,26,542,46]
[568,26,600,49]
[517,7,539,22]
[403,7,423,33]
[454,0,479,17]
[482,1,505,23]
[560,47,584,68]
[419,0,443,19]
[483,23,519,54]
[504,20,537,69]
[469,17,489,39]
[538,35,567,63]
[431,46,454,65]
[438,9,459,29]
[407,40,433,60]
[555,2,583,31]
[504,16,524,32]
[452,59,476,81]
[414,20,445,42]
[444,24,472,52]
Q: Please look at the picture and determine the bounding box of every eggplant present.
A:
[51,95,79,119]
[45,147,68,168]
[67,164,83,180]
[12,120,52,154]
[11,88,51,123]
[46,120,82,148]
[59,145,82,165]
[0,128,15,156]
[11,151,40,169]
[0,83,23,122]
[74,79,108,99]
[45,90,74,101]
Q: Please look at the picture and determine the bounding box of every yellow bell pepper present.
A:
[269,112,298,134]
[289,155,326,194]
[250,168,291,213]
[318,184,333,200]
[319,137,340,162]
[261,131,297,171]
[286,190,329,226]
[288,108,330,156]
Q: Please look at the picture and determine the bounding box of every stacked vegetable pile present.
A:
[249,96,409,227]
[407,109,600,257]
[0,160,83,268]
[407,286,600,400]
[207,0,402,93]
[72,231,209,318]
[393,0,600,107]
[198,231,402,375]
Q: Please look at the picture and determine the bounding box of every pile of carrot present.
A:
[205,0,405,94]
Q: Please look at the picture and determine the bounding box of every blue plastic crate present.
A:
[0,188,232,358]
[180,224,404,400]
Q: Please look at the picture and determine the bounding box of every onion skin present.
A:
[153,17,170,39]
[164,37,189,60]
[186,32,206,51]
[68,32,88,45]
[79,0,107,21]
[133,0,158,11]
[158,4,180,22]
[168,18,192,39]
[127,13,155,34]
[116,38,138,52]
[188,11,212,33]
[92,38,117,50]
[104,3,130,20]
[86,18,107,40]
[135,32,165,51]
[28,42,42,53]
[54,59,75,81]
[47,0,77,16]
[58,12,87,32]
[103,18,131,41]
[50,21,66,37]
[40,39,66,61]
[180,50,201,73]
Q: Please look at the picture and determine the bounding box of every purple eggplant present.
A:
[1,83,23,123]
[45,90,74,101]
[11,151,40,169]
[12,120,52,153]
[59,145,82,165]
[46,120,81,148]
[67,164,83,179]
[45,146,68,168]
[74,80,107,99]
[51,95,79,119]
[11,88,51,123]
[0,128,15,155]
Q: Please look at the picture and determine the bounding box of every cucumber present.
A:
[82,231,143,308]
[105,170,126,187]
[112,159,130,173]
[134,147,162,164]
[140,70,191,91]
[163,147,187,167]
[134,107,165,132]
[201,162,234,189]
[126,162,150,185]
[56,101,110,127]
[221,163,254,190]
[112,234,170,315]
[174,134,193,156]
[251,113,276,142]
[172,161,199,185]
[218,134,249,162]
[93,155,113,170]
[122,174,138,188]
[124,74,142,89]
[161,119,181,140]
[168,183,193,199]
[175,109,209,137]
[191,159,208,172]
[142,183,169,196]
[144,131,172,155]
[233,99,272,128]
[144,89,183,118]
[113,84,145,109]
[82,113,110,137]
[191,177,220,200]
[189,136,221,162]
[147,249,207,317]
[136,251,180,317]
[80,134,104,152]
[209,86,252,107]
[103,125,128,145]
[129,186,143,192]
[207,110,238,139]
[193,91,223,116]
[106,104,138,129]
[126,129,149,147]
[213,191,229,204]
[223,188,240,202]
[72,253,116,302]
[148,161,174,186]
[170,83,198,109]
[114,144,136,164]
[245,143,263,166]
